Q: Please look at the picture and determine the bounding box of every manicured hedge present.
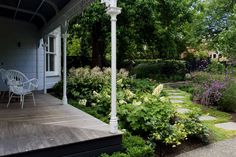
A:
[130,60,187,81]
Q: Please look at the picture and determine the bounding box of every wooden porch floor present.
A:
[0,94,122,157]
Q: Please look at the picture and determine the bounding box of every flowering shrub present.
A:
[199,80,226,106]
[152,84,163,96]
[118,94,209,146]
[52,67,209,147]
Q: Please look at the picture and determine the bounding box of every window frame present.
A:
[46,35,57,76]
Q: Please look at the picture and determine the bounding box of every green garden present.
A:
[53,0,236,156]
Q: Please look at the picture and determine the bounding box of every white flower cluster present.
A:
[152,84,164,97]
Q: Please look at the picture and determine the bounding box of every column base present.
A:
[110,117,118,134]
[62,96,68,105]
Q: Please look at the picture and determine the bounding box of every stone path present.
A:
[169,96,185,99]
[176,137,236,157]
[199,115,217,121]
[164,87,236,157]
[176,108,190,114]
[170,100,184,104]
[215,122,236,130]
[165,89,188,114]
[165,87,236,131]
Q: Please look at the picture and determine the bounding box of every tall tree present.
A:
[68,0,196,67]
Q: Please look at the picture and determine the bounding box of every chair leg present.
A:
[7,93,14,108]
[1,91,5,99]
[32,93,36,106]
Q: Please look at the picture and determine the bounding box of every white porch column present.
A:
[62,22,68,105]
[42,36,48,94]
[102,0,121,134]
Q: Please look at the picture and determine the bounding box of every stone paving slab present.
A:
[176,108,190,114]
[170,100,184,104]
[169,96,185,99]
[215,122,236,131]
[199,115,217,121]
[176,137,236,157]
[165,90,181,93]
[168,92,183,95]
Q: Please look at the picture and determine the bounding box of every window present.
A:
[46,36,56,74]
[44,27,61,77]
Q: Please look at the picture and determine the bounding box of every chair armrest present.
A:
[23,78,38,90]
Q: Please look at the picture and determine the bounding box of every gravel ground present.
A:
[175,137,236,157]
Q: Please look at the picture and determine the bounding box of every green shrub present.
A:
[118,93,208,146]
[52,67,209,149]
[130,60,186,82]
[101,133,155,157]
[218,81,236,112]
[52,67,130,106]
[192,72,226,84]
[206,61,225,74]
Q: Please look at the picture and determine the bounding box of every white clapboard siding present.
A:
[0,17,61,91]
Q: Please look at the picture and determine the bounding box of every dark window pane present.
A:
[49,37,54,52]
[46,54,49,71]
[49,54,55,71]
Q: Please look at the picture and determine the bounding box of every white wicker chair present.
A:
[6,70,38,109]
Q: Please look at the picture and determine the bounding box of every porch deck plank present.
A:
[0,94,121,157]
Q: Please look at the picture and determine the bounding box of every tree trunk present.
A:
[91,22,105,67]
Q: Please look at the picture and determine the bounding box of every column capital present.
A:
[61,20,69,34]
[62,33,69,39]
[106,6,121,18]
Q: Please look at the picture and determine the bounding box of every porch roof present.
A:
[0,0,94,34]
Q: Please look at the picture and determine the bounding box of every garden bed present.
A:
[51,66,236,157]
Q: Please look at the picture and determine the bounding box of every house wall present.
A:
[0,17,61,91]
[37,27,62,90]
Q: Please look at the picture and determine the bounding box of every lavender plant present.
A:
[200,80,226,106]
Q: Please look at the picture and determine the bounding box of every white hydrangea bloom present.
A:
[152,84,164,97]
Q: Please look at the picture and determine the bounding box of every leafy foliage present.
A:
[206,61,225,74]
[101,133,155,157]
[218,81,236,112]
[68,0,197,67]
[130,60,186,82]
[52,67,209,147]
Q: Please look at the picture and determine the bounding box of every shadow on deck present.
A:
[0,94,122,157]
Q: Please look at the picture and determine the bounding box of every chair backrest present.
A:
[0,68,7,83]
[6,70,28,86]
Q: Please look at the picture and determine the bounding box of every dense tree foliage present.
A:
[214,3,236,58]
[67,0,236,67]
[68,0,195,67]
[189,0,236,56]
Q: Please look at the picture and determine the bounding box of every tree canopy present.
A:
[67,0,236,67]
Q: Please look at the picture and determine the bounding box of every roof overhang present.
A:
[0,0,95,37]
[41,0,95,36]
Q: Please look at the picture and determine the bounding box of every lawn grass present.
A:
[166,88,236,142]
